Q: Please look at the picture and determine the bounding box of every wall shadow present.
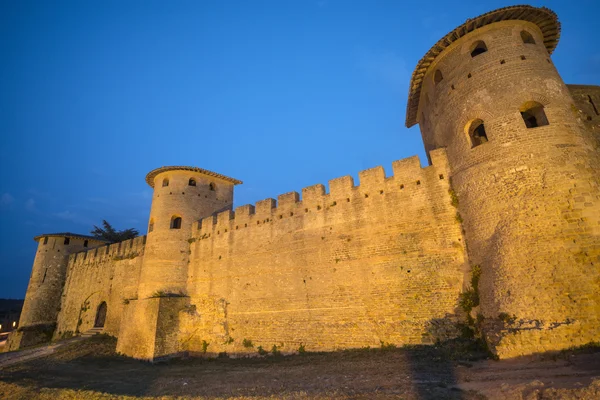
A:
[0,327,498,399]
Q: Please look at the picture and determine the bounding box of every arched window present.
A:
[64,237,70,245]
[83,240,88,247]
[466,119,488,148]
[209,182,215,191]
[434,69,443,85]
[470,41,488,57]
[520,31,535,44]
[148,219,154,233]
[188,178,196,186]
[520,101,549,128]
[162,178,169,187]
[170,216,182,229]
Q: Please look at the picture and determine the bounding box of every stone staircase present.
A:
[81,327,104,338]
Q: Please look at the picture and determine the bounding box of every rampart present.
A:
[10,5,599,361]
[174,148,469,356]
[54,236,146,339]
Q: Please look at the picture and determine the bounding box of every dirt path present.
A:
[0,336,599,399]
[0,337,84,369]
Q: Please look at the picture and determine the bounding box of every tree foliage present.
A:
[91,220,139,243]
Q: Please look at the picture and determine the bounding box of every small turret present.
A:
[137,166,242,298]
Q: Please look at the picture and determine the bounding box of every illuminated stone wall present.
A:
[178,149,468,356]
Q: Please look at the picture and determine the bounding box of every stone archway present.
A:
[94,301,107,328]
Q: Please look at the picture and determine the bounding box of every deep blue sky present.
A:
[1,1,598,298]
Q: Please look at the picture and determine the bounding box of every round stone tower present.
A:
[137,166,242,298]
[406,5,600,357]
[10,233,107,349]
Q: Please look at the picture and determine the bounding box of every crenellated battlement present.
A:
[196,149,449,236]
[68,235,147,266]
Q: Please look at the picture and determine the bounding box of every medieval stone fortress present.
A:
[7,5,600,361]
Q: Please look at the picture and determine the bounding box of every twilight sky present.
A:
[0,0,598,299]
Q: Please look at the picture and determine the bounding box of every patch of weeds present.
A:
[455,212,464,223]
[449,188,459,207]
[271,344,282,356]
[298,343,306,354]
[201,340,210,353]
[459,265,481,314]
[122,298,130,305]
[257,346,268,356]
[187,238,196,244]
[458,289,479,313]
[224,337,234,345]
[380,341,397,351]
[498,312,516,324]
[242,338,254,348]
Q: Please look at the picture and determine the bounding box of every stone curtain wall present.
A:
[179,149,468,356]
[54,236,146,339]
[417,21,600,357]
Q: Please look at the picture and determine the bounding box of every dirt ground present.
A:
[0,335,599,400]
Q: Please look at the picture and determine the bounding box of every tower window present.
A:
[434,69,443,85]
[470,41,488,57]
[520,31,536,44]
[43,237,48,245]
[83,240,88,247]
[520,101,549,128]
[209,182,215,191]
[188,178,196,186]
[148,219,154,233]
[162,178,169,187]
[64,237,70,245]
[466,119,488,148]
[170,216,182,229]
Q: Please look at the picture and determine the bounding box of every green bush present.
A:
[271,344,282,356]
[242,338,254,348]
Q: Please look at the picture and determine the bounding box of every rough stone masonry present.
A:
[7,5,600,360]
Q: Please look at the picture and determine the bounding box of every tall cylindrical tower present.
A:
[10,233,107,350]
[406,6,600,357]
[137,166,242,298]
[19,233,108,327]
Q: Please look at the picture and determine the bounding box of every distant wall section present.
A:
[54,236,146,339]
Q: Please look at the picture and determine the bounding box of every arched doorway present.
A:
[94,301,107,328]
